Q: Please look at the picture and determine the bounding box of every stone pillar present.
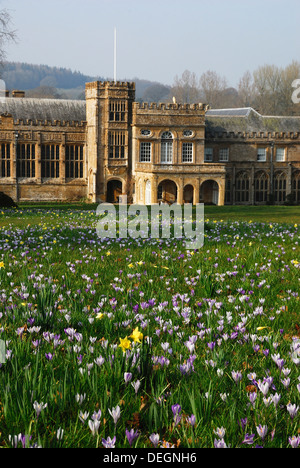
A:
[287,163,292,196]
[36,133,42,183]
[194,177,200,205]
[177,177,184,205]
[60,134,66,184]
[12,133,18,201]
[218,178,226,206]
[251,164,255,205]
[151,175,158,204]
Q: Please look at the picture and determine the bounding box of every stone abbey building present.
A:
[0,80,300,206]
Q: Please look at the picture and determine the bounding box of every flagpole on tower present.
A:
[114,27,117,83]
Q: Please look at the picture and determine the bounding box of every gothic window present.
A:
[274,171,287,203]
[139,142,151,162]
[255,171,269,203]
[292,171,300,204]
[182,142,193,162]
[108,131,125,159]
[17,143,35,178]
[235,171,250,203]
[0,143,10,178]
[109,100,126,121]
[41,144,60,178]
[161,131,173,164]
[65,145,84,178]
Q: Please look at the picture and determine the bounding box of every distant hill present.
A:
[0,61,171,102]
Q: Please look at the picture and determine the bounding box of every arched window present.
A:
[274,171,287,203]
[292,171,300,204]
[235,171,250,203]
[255,171,269,203]
[161,131,173,164]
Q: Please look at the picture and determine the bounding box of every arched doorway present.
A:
[183,184,194,204]
[200,180,219,205]
[107,180,122,203]
[157,180,177,204]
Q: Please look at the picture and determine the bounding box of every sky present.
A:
[1,0,300,87]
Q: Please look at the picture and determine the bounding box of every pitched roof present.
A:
[0,97,86,123]
[206,107,300,135]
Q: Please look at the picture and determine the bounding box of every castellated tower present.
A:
[85,81,135,203]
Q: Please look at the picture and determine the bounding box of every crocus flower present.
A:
[287,403,299,420]
[33,401,47,418]
[125,428,139,446]
[108,405,121,425]
[242,433,255,445]
[256,424,268,440]
[124,372,132,384]
[102,436,116,448]
[289,435,300,448]
[149,433,160,448]
[88,419,100,436]
[214,438,227,448]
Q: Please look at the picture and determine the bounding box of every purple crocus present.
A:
[102,436,116,448]
[125,428,139,446]
[171,404,182,426]
[149,433,160,448]
[256,424,268,440]
[242,433,255,445]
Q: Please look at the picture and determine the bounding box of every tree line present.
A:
[169,62,300,116]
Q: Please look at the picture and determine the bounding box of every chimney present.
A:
[12,90,25,98]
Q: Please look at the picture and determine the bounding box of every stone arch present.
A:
[106,178,124,203]
[200,179,219,205]
[183,184,194,204]
[157,179,178,204]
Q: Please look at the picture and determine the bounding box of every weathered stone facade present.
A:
[0,81,300,205]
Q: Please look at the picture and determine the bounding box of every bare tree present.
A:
[252,64,282,115]
[199,70,228,108]
[279,60,300,115]
[170,69,200,104]
[0,9,16,65]
[237,70,254,108]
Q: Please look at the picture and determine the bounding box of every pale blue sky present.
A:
[2,0,300,87]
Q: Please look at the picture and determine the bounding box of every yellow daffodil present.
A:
[0,261,4,269]
[128,263,134,268]
[118,337,131,353]
[130,327,143,343]
[96,312,104,320]
[106,251,111,256]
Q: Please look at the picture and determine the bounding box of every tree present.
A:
[252,64,282,115]
[237,70,254,108]
[170,70,200,104]
[0,9,16,65]
[199,70,228,108]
